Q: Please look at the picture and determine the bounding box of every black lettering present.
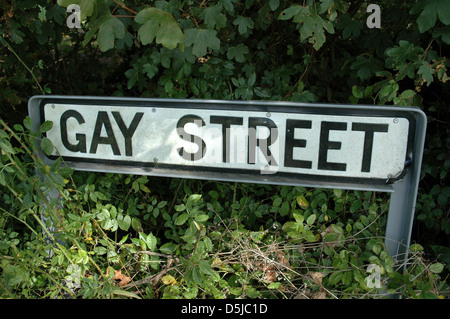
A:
[176,115,206,161]
[248,117,278,166]
[284,119,312,169]
[89,111,120,155]
[352,122,389,172]
[210,115,244,163]
[112,111,144,157]
[60,110,86,153]
[318,121,347,171]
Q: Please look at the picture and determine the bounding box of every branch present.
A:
[111,0,138,15]
[348,0,365,17]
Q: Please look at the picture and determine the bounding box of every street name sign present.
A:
[29,96,427,268]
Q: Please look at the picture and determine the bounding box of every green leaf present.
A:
[350,200,362,213]
[145,232,157,251]
[23,116,33,130]
[306,214,316,225]
[175,213,189,226]
[267,282,282,289]
[432,26,450,44]
[192,266,203,285]
[351,56,383,81]
[195,214,209,222]
[385,41,424,67]
[227,44,249,62]
[96,16,125,52]
[39,121,53,133]
[411,0,450,33]
[337,13,363,39]
[0,140,15,155]
[278,6,332,50]
[418,61,434,85]
[278,5,303,21]
[304,231,318,242]
[203,5,227,30]
[40,137,54,156]
[198,260,216,278]
[93,246,107,255]
[430,262,444,274]
[233,15,254,35]
[269,0,279,11]
[160,242,178,254]
[342,270,352,286]
[328,271,342,285]
[118,214,131,231]
[135,8,184,50]
[111,288,142,299]
[183,28,220,57]
[174,204,186,212]
[280,201,290,216]
[188,194,202,203]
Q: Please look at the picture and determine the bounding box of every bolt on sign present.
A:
[29,96,427,268]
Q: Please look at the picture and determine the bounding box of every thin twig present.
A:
[111,0,138,15]
[0,36,45,94]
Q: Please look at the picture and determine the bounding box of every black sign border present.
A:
[38,97,417,188]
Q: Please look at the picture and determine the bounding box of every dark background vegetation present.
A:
[0,0,449,299]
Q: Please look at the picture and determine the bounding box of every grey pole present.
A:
[384,109,427,270]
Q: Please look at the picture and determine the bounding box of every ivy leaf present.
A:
[351,55,383,81]
[183,28,220,57]
[221,0,234,12]
[385,41,424,68]
[337,14,363,40]
[97,16,125,52]
[410,0,450,33]
[278,6,333,50]
[135,8,184,50]
[418,61,434,85]
[227,44,249,62]
[203,5,227,30]
[432,26,450,44]
[233,15,254,35]
[278,5,304,21]
[143,63,158,79]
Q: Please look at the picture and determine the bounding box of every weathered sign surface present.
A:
[35,97,416,191]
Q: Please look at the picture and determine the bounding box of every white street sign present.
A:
[43,102,410,181]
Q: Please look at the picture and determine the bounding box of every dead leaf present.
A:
[113,270,132,287]
[296,195,309,208]
[276,250,290,269]
[312,290,327,299]
[264,265,278,283]
[308,271,324,286]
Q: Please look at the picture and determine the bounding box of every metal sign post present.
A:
[28,95,426,269]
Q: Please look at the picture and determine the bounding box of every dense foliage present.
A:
[0,0,449,299]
